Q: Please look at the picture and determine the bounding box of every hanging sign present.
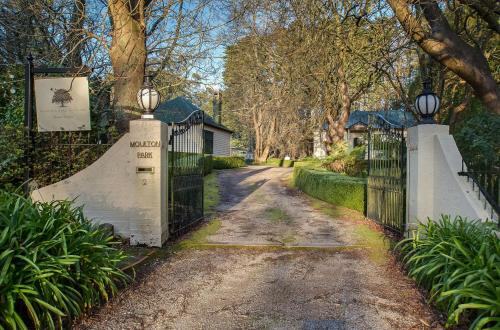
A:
[34,77,91,132]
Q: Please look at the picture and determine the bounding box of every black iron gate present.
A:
[367,113,407,233]
[168,110,204,235]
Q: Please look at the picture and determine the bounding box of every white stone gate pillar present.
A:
[406,124,492,234]
[128,119,169,246]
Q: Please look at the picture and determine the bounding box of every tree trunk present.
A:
[108,0,147,129]
[253,108,275,163]
[332,64,351,143]
[323,63,351,152]
[255,145,271,164]
[388,0,500,114]
[253,108,262,162]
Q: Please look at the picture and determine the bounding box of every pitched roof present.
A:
[154,96,233,133]
[346,110,416,129]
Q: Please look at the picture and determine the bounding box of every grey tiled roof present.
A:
[154,96,233,133]
[346,110,416,129]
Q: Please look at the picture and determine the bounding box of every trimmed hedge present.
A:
[212,156,245,169]
[294,159,323,169]
[292,166,366,212]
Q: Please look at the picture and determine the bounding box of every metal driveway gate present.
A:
[168,110,204,236]
[367,113,407,233]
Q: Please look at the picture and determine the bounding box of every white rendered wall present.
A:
[32,120,169,247]
[204,126,231,156]
[406,124,493,232]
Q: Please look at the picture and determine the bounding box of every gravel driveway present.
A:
[76,166,441,330]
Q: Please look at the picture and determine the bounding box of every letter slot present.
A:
[136,167,155,174]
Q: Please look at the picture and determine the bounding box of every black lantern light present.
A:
[137,75,160,119]
[415,79,440,124]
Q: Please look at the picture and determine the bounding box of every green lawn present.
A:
[204,172,219,217]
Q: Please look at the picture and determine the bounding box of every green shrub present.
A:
[0,126,25,190]
[212,156,245,169]
[454,112,499,169]
[292,167,366,212]
[397,216,500,329]
[345,146,367,176]
[322,145,367,177]
[204,155,213,175]
[0,191,129,329]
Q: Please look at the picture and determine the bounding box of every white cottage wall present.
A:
[204,126,231,156]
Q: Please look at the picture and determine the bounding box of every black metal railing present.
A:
[458,160,499,224]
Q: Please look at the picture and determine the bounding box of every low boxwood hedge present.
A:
[212,156,245,169]
[292,166,366,212]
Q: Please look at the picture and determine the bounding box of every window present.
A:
[204,130,214,154]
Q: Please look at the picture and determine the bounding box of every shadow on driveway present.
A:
[216,166,272,211]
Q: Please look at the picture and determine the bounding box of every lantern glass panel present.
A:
[416,96,425,115]
[434,96,440,115]
[426,95,433,115]
[137,88,160,110]
[416,94,436,116]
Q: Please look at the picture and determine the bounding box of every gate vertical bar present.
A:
[23,54,34,195]
[170,121,175,231]
[400,128,406,232]
[201,112,205,217]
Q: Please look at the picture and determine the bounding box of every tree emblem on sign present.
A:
[51,88,73,107]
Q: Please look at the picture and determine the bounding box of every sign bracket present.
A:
[23,54,93,195]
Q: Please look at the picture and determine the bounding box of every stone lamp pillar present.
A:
[128,119,169,246]
[406,124,491,234]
